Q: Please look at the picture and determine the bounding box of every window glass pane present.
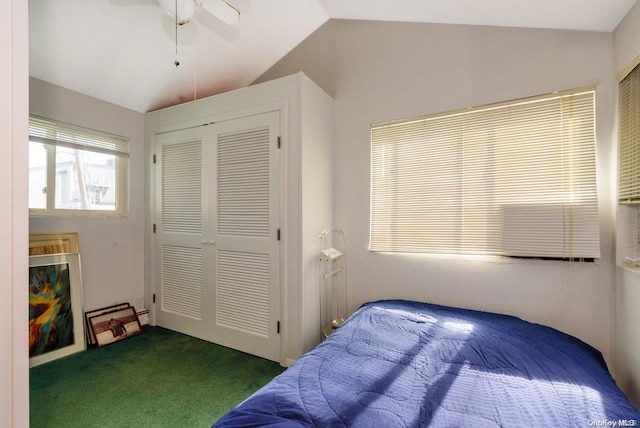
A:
[55,146,117,211]
[29,141,47,209]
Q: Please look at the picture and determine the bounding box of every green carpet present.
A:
[30,326,285,428]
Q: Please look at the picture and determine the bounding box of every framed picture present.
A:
[29,253,85,367]
[29,232,79,256]
[84,303,131,346]
[89,307,142,347]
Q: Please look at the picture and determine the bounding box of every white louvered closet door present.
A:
[205,111,280,362]
[154,112,280,362]
[155,128,213,340]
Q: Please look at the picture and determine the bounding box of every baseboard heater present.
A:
[137,309,149,326]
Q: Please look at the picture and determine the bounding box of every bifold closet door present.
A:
[206,111,280,362]
[154,127,212,341]
[154,111,281,362]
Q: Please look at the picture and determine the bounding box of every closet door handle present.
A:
[208,240,216,246]
[201,240,208,245]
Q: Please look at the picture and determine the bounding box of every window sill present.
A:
[372,251,599,267]
[617,265,640,275]
[29,209,126,219]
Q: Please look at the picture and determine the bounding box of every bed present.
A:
[213,300,640,427]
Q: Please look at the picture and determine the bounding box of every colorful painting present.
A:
[29,254,85,367]
[29,262,74,356]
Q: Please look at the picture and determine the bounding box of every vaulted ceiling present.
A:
[29,0,637,113]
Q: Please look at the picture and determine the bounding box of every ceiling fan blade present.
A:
[196,0,240,25]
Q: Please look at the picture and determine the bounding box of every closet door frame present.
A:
[148,102,288,363]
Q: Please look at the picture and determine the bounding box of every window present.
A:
[619,62,640,203]
[29,116,130,216]
[617,61,640,264]
[370,88,599,259]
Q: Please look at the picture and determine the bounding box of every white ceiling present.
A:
[29,0,637,113]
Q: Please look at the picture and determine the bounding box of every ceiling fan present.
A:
[158,0,240,25]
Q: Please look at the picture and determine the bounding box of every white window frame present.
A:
[370,87,599,260]
[28,116,130,217]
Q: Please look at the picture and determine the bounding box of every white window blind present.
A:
[619,63,640,203]
[370,88,599,259]
[29,116,130,158]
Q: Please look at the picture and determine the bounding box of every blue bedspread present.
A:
[213,300,640,427]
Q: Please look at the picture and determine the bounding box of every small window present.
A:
[370,87,599,259]
[28,116,130,217]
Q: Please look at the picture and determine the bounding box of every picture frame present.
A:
[29,232,79,256]
[84,303,131,346]
[89,307,142,347]
[29,253,85,367]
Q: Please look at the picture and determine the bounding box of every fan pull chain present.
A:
[174,0,180,67]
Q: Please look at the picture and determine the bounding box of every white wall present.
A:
[613,0,640,77]
[29,78,147,312]
[613,0,640,408]
[257,20,618,363]
[299,75,335,354]
[616,267,640,406]
[1,0,29,426]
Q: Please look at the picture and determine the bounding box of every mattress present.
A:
[213,300,640,427]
